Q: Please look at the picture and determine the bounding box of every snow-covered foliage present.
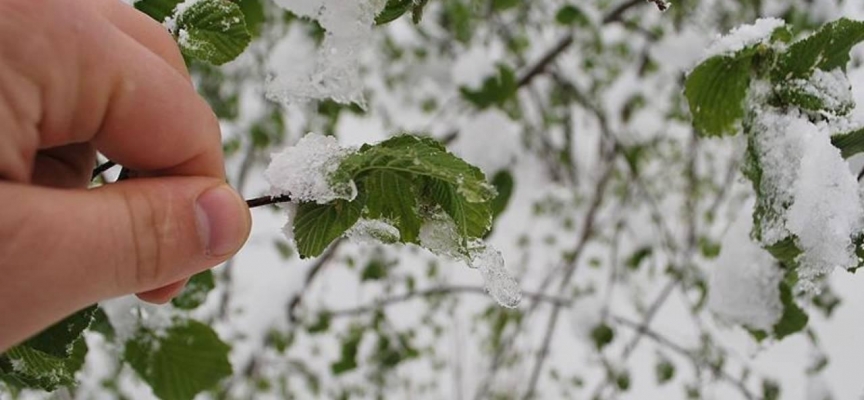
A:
[267,0,386,105]
[265,132,356,203]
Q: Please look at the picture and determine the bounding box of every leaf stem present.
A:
[245,194,293,208]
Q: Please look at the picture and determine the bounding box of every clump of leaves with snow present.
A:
[265,133,523,308]
[686,17,864,340]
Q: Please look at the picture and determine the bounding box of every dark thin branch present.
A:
[286,242,343,322]
[91,161,117,180]
[327,286,570,318]
[515,0,644,89]
[246,194,293,208]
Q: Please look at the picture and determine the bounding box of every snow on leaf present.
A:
[703,18,785,61]
[265,133,357,204]
[267,0,386,105]
[708,208,784,332]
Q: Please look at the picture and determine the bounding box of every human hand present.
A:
[0,0,251,351]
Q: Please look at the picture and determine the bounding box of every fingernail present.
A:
[195,185,249,257]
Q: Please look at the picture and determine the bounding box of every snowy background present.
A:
[11,0,864,399]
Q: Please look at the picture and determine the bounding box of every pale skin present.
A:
[0,0,252,351]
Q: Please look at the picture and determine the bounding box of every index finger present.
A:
[2,0,225,178]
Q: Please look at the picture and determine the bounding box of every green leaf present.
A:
[375,0,413,25]
[831,127,864,158]
[294,199,364,258]
[307,312,332,334]
[460,65,518,109]
[363,170,423,243]
[237,0,264,38]
[171,270,215,310]
[491,0,520,11]
[685,52,754,137]
[134,0,182,22]
[23,305,96,358]
[625,247,653,270]
[555,5,590,26]
[762,380,781,400]
[655,359,675,385]
[773,18,864,80]
[89,307,116,341]
[590,323,615,350]
[336,135,496,205]
[331,326,365,375]
[772,280,808,339]
[489,170,514,220]
[0,336,88,391]
[423,178,492,240]
[125,319,232,400]
[361,259,389,281]
[174,0,252,65]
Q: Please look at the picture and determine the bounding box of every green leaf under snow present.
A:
[125,319,232,400]
[362,170,423,243]
[0,306,96,391]
[174,0,252,65]
[423,178,492,240]
[773,18,864,80]
[460,65,519,110]
[23,306,96,358]
[555,5,590,26]
[294,199,364,258]
[171,270,215,310]
[831,127,864,158]
[685,51,755,137]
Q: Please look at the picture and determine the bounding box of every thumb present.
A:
[0,177,250,348]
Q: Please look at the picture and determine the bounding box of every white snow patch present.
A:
[346,219,401,244]
[786,68,855,114]
[786,121,863,291]
[708,206,784,331]
[265,133,356,203]
[267,0,387,105]
[703,18,784,60]
[469,245,522,308]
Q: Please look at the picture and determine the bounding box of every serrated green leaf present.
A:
[363,170,422,243]
[23,305,96,358]
[336,135,496,204]
[175,0,252,65]
[134,0,182,22]
[424,178,492,241]
[685,52,754,137]
[773,18,864,80]
[171,270,215,310]
[125,319,232,400]
[294,199,364,258]
[831,127,864,158]
[0,337,87,391]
